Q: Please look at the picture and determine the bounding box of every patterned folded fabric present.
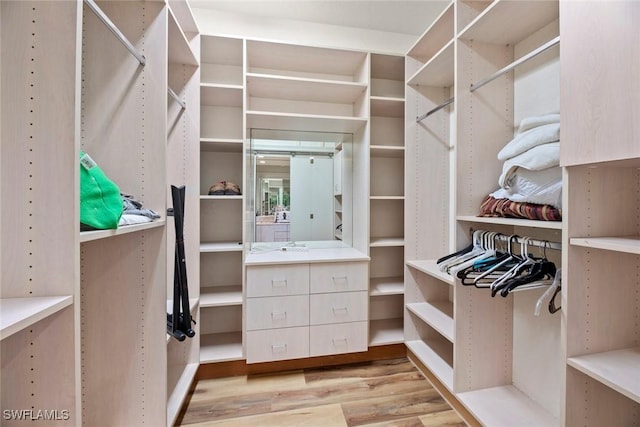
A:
[479,195,562,221]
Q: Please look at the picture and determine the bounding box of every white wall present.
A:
[192,7,418,54]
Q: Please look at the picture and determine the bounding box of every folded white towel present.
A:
[498,142,560,188]
[491,166,562,209]
[517,113,560,134]
[498,123,560,161]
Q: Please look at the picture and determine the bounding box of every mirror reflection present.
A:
[249,129,352,250]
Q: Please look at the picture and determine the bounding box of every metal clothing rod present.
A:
[416,97,454,122]
[470,36,560,93]
[168,87,186,110]
[84,0,146,66]
[476,231,562,251]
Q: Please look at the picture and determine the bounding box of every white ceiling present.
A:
[188,0,449,36]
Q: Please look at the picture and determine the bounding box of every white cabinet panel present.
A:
[246,327,309,363]
[310,291,368,325]
[246,295,309,331]
[310,321,368,357]
[246,264,309,297]
[309,262,368,293]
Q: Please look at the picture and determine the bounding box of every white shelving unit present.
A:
[405,1,564,425]
[0,296,73,341]
[561,2,640,425]
[368,53,405,347]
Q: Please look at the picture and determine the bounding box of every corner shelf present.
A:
[200,331,243,363]
[1,296,73,340]
[407,301,454,343]
[369,318,404,346]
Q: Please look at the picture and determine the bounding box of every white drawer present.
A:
[310,321,368,357]
[246,327,309,363]
[310,261,368,293]
[246,264,309,297]
[246,295,309,331]
[309,291,368,325]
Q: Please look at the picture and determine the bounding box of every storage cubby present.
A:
[369,246,405,346]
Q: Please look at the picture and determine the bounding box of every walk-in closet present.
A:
[1,1,638,426]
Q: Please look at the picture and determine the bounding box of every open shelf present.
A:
[406,339,454,390]
[1,296,73,340]
[200,286,243,307]
[167,6,197,66]
[246,73,367,104]
[570,236,640,255]
[458,0,559,45]
[166,362,198,427]
[407,2,454,63]
[370,145,404,158]
[167,0,198,34]
[246,111,367,134]
[369,318,404,346]
[200,138,244,152]
[200,242,243,253]
[369,237,404,247]
[200,195,243,200]
[407,301,454,343]
[457,385,558,427]
[200,331,243,363]
[567,347,640,404]
[370,96,404,118]
[407,40,454,87]
[406,260,454,285]
[370,196,404,201]
[80,220,166,243]
[370,276,404,296]
[201,84,243,107]
[456,215,563,230]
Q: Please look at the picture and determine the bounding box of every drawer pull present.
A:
[332,337,348,347]
[332,306,348,315]
[332,275,348,283]
[271,279,288,288]
[270,311,287,321]
[271,343,287,353]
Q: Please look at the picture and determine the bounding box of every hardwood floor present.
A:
[177,358,466,426]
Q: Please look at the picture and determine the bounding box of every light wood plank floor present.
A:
[177,358,466,426]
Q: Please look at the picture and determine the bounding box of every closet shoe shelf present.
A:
[407,301,454,343]
[200,331,243,363]
[0,296,73,340]
[406,339,453,389]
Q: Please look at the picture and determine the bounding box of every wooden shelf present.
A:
[200,138,244,152]
[80,220,166,243]
[406,260,454,285]
[407,301,454,343]
[246,111,367,134]
[570,236,640,255]
[370,276,404,296]
[200,195,243,201]
[567,347,640,404]
[370,96,404,118]
[200,241,243,253]
[247,73,366,104]
[407,40,454,87]
[167,0,198,35]
[200,332,243,363]
[1,296,73,340]
[406,339,453,390]
[370,145,404,158]
[369,195,404,201]
[457,385,558,427]
[369,318,404,346]
[456,215,563,230]
[200,286,243,307]
[166,362,198,427]
[458,0,559,45]
[201,84,243,107]
[407,2,454,62]
[168,6,198,66]
[369,237,404,247]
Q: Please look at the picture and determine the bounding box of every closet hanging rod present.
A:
[168,87,186,110]
[84,0,146,66]
[473,231,562,251]
[416,97,454,122]
[470,36,560,93]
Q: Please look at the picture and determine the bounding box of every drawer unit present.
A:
[246,295,309,331]
[309,291,368,325]
[246,326,309,363]
[246,264,309,297]
[309,261,368,293]
[310,321,368,357]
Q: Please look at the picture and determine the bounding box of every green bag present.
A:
[80,151,122,230]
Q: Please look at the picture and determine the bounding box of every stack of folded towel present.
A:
[480,113,562,221]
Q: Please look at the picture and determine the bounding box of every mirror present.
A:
[249,129,352,251]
